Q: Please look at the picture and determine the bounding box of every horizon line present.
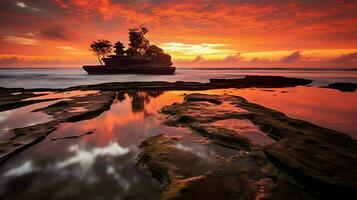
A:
[0,67,357,71]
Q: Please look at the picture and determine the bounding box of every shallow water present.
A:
[226,87,357,138]
[1,68,357,88]
[0,91,237,199]
[0,100,55,135]
[0,90,101,134]
[0,86,356,199]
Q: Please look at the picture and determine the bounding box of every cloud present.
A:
[0,0,357,68]
[57,45,77,50]
[0,56,61,66]
[279,51,303,63]
[0,56,24,64]
[0,55,94,68]
[192,55,204,62]
[3,36,39,45]
[41,25,75,40]
[159,42,236,60]
[331,52,357,64]
[57,45,89,55]
[175,51,357,68]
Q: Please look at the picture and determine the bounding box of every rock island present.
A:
[83,26,176,75]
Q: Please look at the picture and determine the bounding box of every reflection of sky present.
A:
[3,161,39,177]
[0,91,187,199]
[199,87,357,138]
[0,87,356,198]
[222,87,357,138]
[0,100,56,134]
[56,143,129,169]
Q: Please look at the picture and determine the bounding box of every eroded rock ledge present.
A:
[325,82,357,92]
[136,93,357,199]
[0,91,116,165]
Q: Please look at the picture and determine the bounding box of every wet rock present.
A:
[0,88,51,111]
[66,76,312,91]
[325,82,357,92]
[50,129,95,140]
[33,91,116,122]
[0,121,59,164]
[136,134,315,200]
[157,93,357,199]
[184,94,222,105]
[190,125,251,150]
[210,76,312,88]
[0,91,116,165]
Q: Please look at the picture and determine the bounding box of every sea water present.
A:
[0,68,356,89]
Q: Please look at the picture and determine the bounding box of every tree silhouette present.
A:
[114,41,125,56]
[145,45,163,57]
[146,45,173,66]
[90,39,112,65]
[127,26,150,56]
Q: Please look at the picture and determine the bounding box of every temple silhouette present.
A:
[83,26,175,75]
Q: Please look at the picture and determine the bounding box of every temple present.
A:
[83,26,176,75]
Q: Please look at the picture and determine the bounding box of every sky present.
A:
[0,0,357,68]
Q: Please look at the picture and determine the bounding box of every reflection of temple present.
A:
[117,92,126,102]
[116,91,164,112]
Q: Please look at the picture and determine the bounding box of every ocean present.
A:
[0,68,357,89]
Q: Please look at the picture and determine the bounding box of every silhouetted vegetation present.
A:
[146,45,173,66]
[90,39,112,65]
[127,26,150,56]
[89,26,173,67]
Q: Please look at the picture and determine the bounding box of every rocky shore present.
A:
[0,76,356,199]
[325,82,357,92]
[0,91,116,164]
[137,93,357,199]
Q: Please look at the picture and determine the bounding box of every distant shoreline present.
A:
[0,67,357,71]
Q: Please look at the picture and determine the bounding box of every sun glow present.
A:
[159,42,237,60]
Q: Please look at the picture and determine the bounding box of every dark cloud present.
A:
[0,56,61,66]
[331,52,357,64]
[41,25,74,40]
[0,56,24,65]
[279,51,303,63]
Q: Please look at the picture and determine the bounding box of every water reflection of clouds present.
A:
[0,90,183,199]
[0,100,56,133]
[3,161,39,177]
[56,142,130,169]
[106,166,130,192]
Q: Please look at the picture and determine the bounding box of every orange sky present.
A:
[0,0,357,68]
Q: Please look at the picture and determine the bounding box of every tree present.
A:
[90,39,112,65]
[145,45,173,66]
[114,41,125,56]
[127,26,150,56]
[145,45,163,57]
